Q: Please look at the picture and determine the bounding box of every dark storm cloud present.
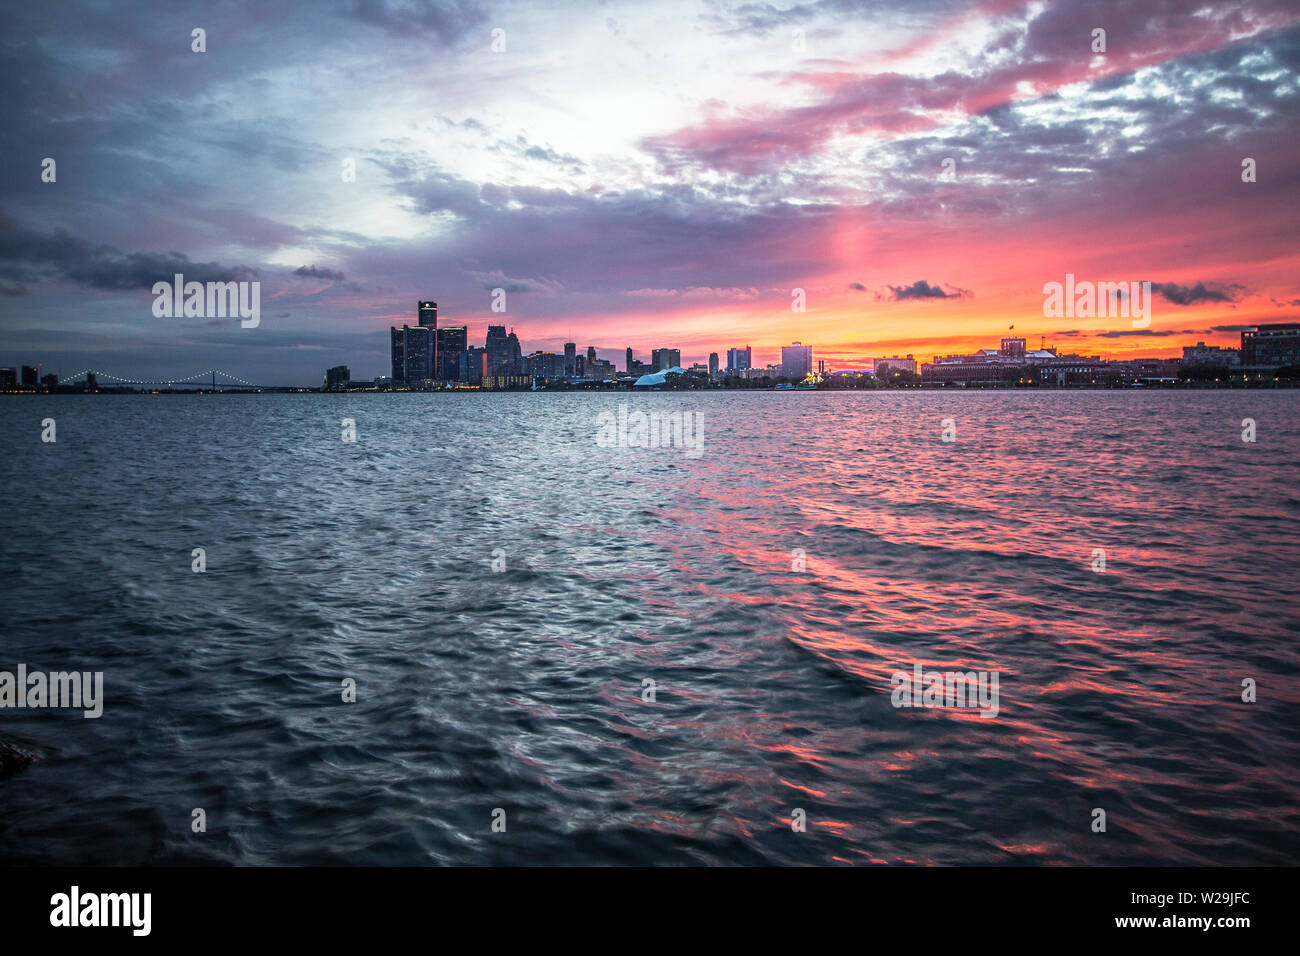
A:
[0,212,262,291]
[887,280,968,301]
[1150,281,1247,306]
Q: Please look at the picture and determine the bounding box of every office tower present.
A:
[486,324,510,376]
[576,355,585,378]
[587,346,597,368]
[781,342,813,379]
[505,330,522,375]
[390,327,406,383]
[564,341,577,377]
[21,366,38,387]
[652,348,680,371]
[403,325,434,386]
[459,346,486,385]
[0,368,15,389]
[418,301,439,377]
[708,352,719,377]
[437,326,467,380]
[726,346,751,375]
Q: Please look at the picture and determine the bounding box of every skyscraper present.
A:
[437,326,467,380]
[652,348,680,371]
[708,352,719,378]
[418,301,438,380]
[459,346,486,385]
[626,347,634,373]
[564,341,577,377]
[486,324,510,376]
[587,346,597,369]
[505,330,522,375]
[403,325,434,386]
[390,327,406,382]
[781,342,813,379]
[726,346,751,375]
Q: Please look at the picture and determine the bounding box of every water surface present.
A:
[1,391,1297,864]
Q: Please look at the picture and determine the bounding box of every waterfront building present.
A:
[872,355,917,375]
[459,346,486,385]
[402,325,434,386]
[437,326,467,380]
[1241,323,1300,367]
[390,327,405,382]
[781,342,813,378]
[1182,342,1240,366]
[323,365,350,390]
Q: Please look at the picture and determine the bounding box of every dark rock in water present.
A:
[0,738,38,776]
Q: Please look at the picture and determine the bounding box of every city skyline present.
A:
[2,1,1299,385]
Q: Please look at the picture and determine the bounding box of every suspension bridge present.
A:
[60,369,266,389]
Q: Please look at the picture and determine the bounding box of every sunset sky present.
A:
[2,0,1299,384]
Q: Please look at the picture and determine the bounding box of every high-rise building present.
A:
[40,373,58,391]
[418,301,440,377]
[0,368,16,390]
[403,325,434,386]
[459,346,486,385]
[726,346,752,375]
[587,346,597,369]
[626,347,634,373]
[708,352,719,378]
[781,342,813,379]
[437,326,467,380]
[486,325,511,376]
[390,327,406,382]
[21,366,38,387]
[652,348,680,371]
[564,341,577,377]
[506,330,522,375]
